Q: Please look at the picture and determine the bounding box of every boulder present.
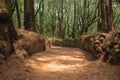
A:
[15,29,45,56]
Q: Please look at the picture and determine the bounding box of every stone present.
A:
[94,40,102,44]
[99,33,106,38]
[99,37,105,42]
[114,37,119,44]
[96,47,103,53]
[110,48,115,54]
[94,44,100,48]
[114,44,120,49]
[106,47,110,52]
[114,49,120,53]
[116,32,120,35]
[90,38,94,42]
[118,41,120,44]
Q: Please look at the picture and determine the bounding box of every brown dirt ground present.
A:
[0,46,120,80]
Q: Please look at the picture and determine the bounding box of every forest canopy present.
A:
[10,0,120,38]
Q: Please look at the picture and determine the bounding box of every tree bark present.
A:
[0,0,17,58]
[15,0,21,28]
[60,0,64,39]
[100,0,114,32]
[39,0,44,34]
[24,0,36,32]
[72,0,77,38]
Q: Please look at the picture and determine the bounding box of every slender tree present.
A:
[57,0,64,39]
[15,0,21,28]
[72,0,77,38]
[39,0,44,34]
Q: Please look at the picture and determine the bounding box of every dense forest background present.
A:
[12,0,120,39]
[0,0,120,80]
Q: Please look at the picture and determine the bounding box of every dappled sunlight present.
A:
[24,46,120,80]
[38,62,88,72]
[55,55,85,61]
[26,47,91,73]
[35,57,55,62]
[27,58,90,73]
[51,46,62,49]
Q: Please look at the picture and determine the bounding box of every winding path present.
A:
[25,46,120,80]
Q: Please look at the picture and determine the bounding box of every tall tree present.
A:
[71,0,77,38]
[24,0,36,31]
[57,0,64,39]
[0,0,17,58]
[100,0,114,32]
[60,0,64,39]
[39,0,44,34]
[15,0,21,28]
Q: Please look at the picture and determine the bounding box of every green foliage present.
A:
[113,1,120,30]
[11,0,120,38]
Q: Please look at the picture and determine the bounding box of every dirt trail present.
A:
[24,46,120,80]
[1,46,119,80]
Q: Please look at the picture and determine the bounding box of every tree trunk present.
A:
[0,0,17,58]
[24,0,36,32]
[39,1,44,34]
[83,0,87,34]
[97,1,101,31]
[60,0,64,39]
[72,0,77,39]
[15,0,21,28]
[100,0,114,32]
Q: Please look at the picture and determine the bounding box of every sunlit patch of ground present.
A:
[26,46,92,73]
[25,46,120,80]
[27,56,90,72]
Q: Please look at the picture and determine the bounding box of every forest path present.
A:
[25,46,120,80]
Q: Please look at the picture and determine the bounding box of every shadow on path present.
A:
[25,46,120,80]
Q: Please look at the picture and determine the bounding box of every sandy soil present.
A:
[0,46,120,80]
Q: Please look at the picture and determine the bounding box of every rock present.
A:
[0,41,11,59]
[116,32,120,36]
[113,37,119,44]
[95,36,99,40]
[106,47,110,52]
[15,29,45,56]
[114,49,120,53]
[94,40,102,44]
[99,33,106,38]
[114,44,120,49]
[0,53,5,59]
[94,44,100,48]
[90,38,94,42]
[79,31,120,65]
[98,37,105,42]
[96,47,103,53]
[110,48,115,54]
[118,41,120,44]
[109,52,120,65]
[15,49,28,60]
